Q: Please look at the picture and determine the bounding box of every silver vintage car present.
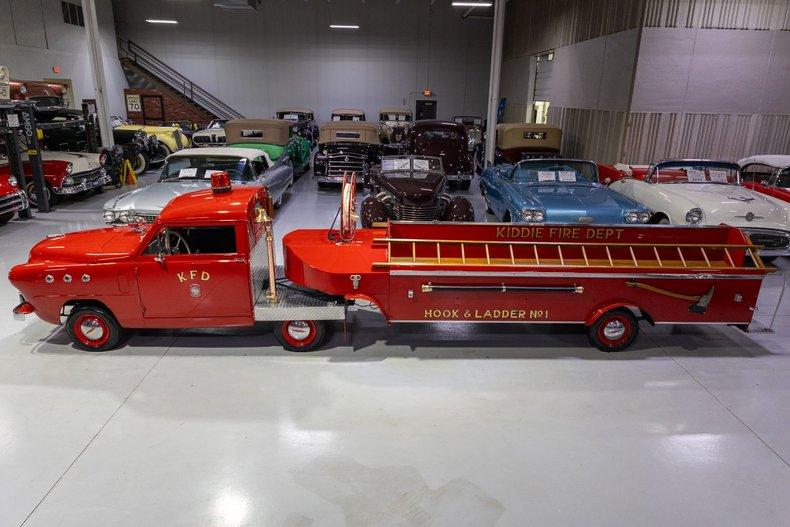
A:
[102,146,293,224]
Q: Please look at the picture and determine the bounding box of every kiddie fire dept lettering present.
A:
[495,226,625,241]
[423,308,549,320]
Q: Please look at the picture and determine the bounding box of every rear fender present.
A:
[585,301,650,326]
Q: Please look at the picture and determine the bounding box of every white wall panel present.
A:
[112,0,492,121]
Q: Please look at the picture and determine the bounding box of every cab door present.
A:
[135,223,253,326]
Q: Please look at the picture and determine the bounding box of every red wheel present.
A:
[588,309,639,352]
[65,306,123,352]
[274,320,326,352]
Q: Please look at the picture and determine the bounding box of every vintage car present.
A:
[223,119,311,175]
[738,155,790,203]
[313,121,380,187]
[102,146,291,224]
[111,116,191,167]
[453,115,484,152]
[330,108,366,122]
[405,120,474,189]
[191,119,228,148]
[609,159,790,259]
[481,158,651,225]
[0,172,29,224]
[9,172,772,353]
[0,151,110,208]
[378,107,412,145]
[476,123,563,174]
[275,108,319,146]
[9,79,68,121]
[360,155,474,227]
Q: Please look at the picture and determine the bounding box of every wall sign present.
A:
[125,94,142,112]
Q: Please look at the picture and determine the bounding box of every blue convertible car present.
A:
[480,158,651,224]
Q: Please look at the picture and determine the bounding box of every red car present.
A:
[0,151,110,208]
[405,120,474,189]
[9,79,68,121]
[738,155,790,203]
[9,173,770,353]
[0,172,28,224]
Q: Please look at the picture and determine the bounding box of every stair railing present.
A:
[117,38,244,120]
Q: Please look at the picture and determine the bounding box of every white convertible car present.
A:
[609,159,790,260]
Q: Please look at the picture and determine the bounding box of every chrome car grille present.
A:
[72,168,105,185]
[747,232,790,249]
[0,191,25,214]
[30,96,64,109]
[327,153,366,179]
[174,130,184,149]
[130,211,158,223]
[386,200,440,221]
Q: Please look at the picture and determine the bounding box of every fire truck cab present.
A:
[9,173,346,351]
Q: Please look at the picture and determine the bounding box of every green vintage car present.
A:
[223,119,311,174]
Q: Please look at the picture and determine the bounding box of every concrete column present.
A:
[83,0,114,148]
[484,0,506,167]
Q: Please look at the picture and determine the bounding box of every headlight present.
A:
[638,211,651,223]
[65,163,73,175]
[135,131,146,142]
[685,208,703,224]
[8,176,17,187]
[117,211,132,223]
[520,208,545,222]
[625,211,639,223]
[103,210,117,222]
[19,84,27,95]
[99,152,108,166]
[62,176,74,186]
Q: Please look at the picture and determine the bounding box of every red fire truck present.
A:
[9,173,773,352]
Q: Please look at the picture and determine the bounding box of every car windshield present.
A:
[454,116,482,126]
[279,113,305,121]
[417,129,463,143]
[381,156,442,178]
[512,160,598,184]
[382,114,410,122]
[648,161,740,184]
[161,156,249,182]
[332,114,362,121]
[207,120,226,129]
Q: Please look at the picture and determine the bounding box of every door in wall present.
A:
[415,100,436,120]
[142,95,165,125]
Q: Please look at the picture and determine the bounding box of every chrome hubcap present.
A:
[603,320,626,340]
[80,319,105,341]
[286,321,311,341]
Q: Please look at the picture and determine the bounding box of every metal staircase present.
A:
[117,39,244,121]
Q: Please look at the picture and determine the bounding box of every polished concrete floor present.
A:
[1,168,789,527]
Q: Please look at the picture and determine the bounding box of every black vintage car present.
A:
[313,121,380,189]
[360,155,474,227]
[111,127,163,174]
[276,108,319,147]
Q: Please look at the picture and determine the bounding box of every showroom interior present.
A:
[1,0,789,525]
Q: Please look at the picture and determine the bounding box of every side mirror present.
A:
[154,251,166,264]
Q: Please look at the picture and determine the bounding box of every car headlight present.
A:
[62,176,74,186]
[625,211,639,223]
[19,84,27,95]
[8,176,17,187]
[135,131,146,142]
[520,208,545,222]
[103,210,117,222]
[638,211,651,223]
[65,163,73,175]
[685,207,703,224]
[117,211,132,223]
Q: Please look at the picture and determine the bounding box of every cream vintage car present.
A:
[609,159,790,259]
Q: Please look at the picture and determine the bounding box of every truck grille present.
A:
[0,191,25,215]
[387,200,439,221]
[327,153,366,179]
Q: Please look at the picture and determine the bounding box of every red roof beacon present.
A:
[211,171,232,193]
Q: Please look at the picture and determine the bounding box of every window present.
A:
[161,156,251,182]
[145,226,238,256]
[62,1,85,27]
[740,163,774,183]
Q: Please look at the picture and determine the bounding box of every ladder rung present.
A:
[557,245,565,266]
[412,242,416,263]
[653,246,662,267]
[700,247,711,267]
[485,244,490,265]
[723,247,735,268]
[436,242,441,264]
[629,246,638,267]
[677,247,687,267]
[533,244,540,265]
[581,245,589,266]
[461,243,466,264]
[605,246,614,266]
[509,244,515,265]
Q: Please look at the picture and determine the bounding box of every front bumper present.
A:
[104,209,159,224]
[445,173,473,181]
[0,190,28,216]
[742,228,790,257]
[53,169,111,195]
[313,174,344,183]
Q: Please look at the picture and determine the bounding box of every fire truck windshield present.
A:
[161,156,250,182]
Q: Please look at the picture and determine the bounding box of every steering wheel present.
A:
[168,230,192,254]
[339,172,358,241]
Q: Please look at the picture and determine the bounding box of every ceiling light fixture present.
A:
[329,24,360,29]
[145,19,178,24]
[451,1,493,6]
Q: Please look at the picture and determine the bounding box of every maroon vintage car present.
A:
[9,79,68,122]
[405,120,474,190]
[360,155,474,227]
